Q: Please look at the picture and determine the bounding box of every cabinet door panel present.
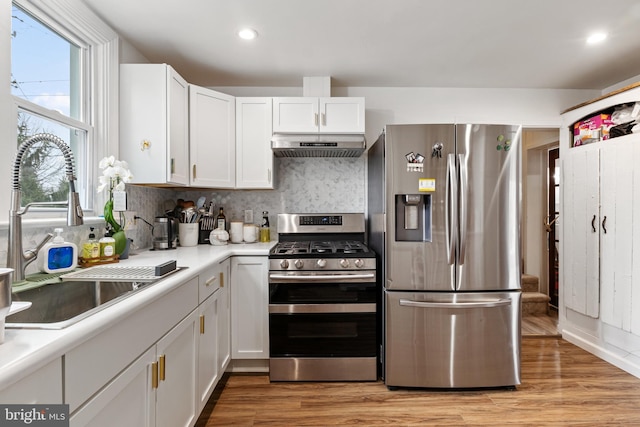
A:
[0,358,62,404]
[236,98,274,189]
[156,311,198,427]
[632,144,640,334]
[319,97,365,133]
[167,68,190,184]
[600,143,634,330]
[231,257,269,359]
[197,292,219,413]
[562,148,599,318]
[218,260,231,372]
[70,348,155,427]
[273,97,318,133]
[189,85,235,188]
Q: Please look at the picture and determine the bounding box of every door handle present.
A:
[445,154,457,266]
[544,214,559,233]
[602,216,607,234]
[458,154,468,265]
[591,214,596,233]
[399,298,511,309]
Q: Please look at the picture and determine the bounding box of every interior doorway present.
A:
[547,148,560,308]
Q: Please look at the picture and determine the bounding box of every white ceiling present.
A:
[82,0,640,91]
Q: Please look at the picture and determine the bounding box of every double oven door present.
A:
[268,269,378,381]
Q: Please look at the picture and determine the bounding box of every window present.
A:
[7,0,119,219]
[11,2,90,209]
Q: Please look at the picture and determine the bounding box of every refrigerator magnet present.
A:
[419,178,436,192]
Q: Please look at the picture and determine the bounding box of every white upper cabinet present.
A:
[236,97,274,189]
[273,97,365,134]
[120,64,189,185]
[189,85,236,188]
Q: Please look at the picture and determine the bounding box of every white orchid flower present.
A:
[99,155,115,169]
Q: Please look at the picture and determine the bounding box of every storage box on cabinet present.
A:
[65,277,199,413]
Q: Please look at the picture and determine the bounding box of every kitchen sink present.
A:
[5,262,182,329]
[6,279,156,329]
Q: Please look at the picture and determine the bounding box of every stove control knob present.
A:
[340,259,350,268]
[279,259,289,269]
[294,259,304,269]
[316,259,327,268]
[354,259,365,268]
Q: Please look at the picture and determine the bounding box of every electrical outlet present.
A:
[123,211,137,230]
[244,209,254,224]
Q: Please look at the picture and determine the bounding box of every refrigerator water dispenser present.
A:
[395,194,431,242]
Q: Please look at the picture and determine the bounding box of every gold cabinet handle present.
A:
[170,158,175,174]
[151,361,159,389]
[314,112,318,126]
[200,314,205,334]
[159,355,166,381]
[220,272,224,287]
[205,275,217,287]
[192,164,196,179]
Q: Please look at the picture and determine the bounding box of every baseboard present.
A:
[562,328,640,379]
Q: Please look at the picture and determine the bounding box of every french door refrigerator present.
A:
[367,123,522,389]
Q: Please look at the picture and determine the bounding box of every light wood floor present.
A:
[196,337,640,426]
[522,310,559,337]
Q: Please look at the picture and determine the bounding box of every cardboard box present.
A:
[573,113,614,146]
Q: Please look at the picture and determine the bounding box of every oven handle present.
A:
[399,298,511,309]
[269,303,377,314]
[269,273,376,282]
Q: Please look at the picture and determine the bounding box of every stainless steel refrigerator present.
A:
[367,123,522,389]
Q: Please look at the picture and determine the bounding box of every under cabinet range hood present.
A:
[271,133,366,158]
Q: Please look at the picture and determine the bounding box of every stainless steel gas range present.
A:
[268,213,378,382]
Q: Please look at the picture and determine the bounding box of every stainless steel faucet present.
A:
[7,133,84,282]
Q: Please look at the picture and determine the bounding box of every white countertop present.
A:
[0,241,275,389]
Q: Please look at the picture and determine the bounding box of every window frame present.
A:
[8,0,119,222]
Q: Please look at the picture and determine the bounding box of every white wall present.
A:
[217,86,599,149]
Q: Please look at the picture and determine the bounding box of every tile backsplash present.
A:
[0,157,365,273]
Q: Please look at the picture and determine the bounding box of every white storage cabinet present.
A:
[189,85,236,188]
[236,97,274,189]
[231,256,269,360]
[120,63,190,185]
[273,97,365,134]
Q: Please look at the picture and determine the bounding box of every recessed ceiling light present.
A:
[586,32,607,45]
[238,28,258,40]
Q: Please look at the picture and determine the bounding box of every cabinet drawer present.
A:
[199,260,227,303]
[65,277,198,412]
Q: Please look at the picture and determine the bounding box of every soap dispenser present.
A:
[81,227,100,261]
[37,228,78,273]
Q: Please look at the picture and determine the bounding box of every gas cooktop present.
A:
[270,240,372,257]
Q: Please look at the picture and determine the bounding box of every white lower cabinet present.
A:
[197,290,219,414]
[156,310,198,427]
[217,261,231,374]
[231,256,269,359]
[70,311,198,427]
[10,254,259,427]
[70,347,156,427]
[0,358,62,404]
